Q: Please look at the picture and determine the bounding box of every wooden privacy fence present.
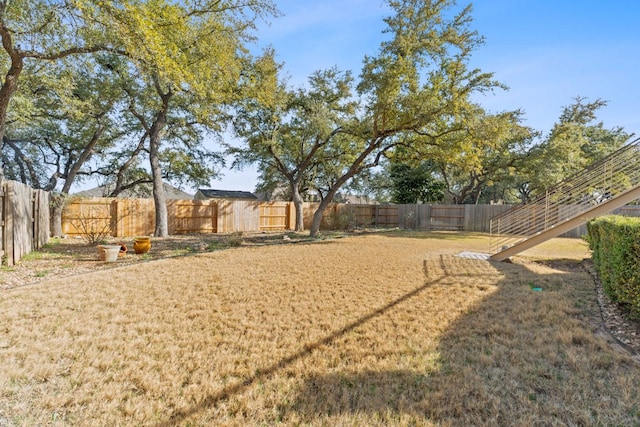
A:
[62,198,296,237]
[61,196,640,238]
[1,180,50,266]
[319,203,513,233]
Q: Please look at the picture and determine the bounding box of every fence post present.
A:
[464,205,470,231]
[112,199,120,237]
[0,182,4,262]
[288,202,295,230]
[4,182,14,265]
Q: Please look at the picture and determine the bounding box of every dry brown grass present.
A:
[1,231,639,426]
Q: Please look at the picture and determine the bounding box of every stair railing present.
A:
[490,138,640,253]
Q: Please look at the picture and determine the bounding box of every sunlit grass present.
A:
[0,233,637,426]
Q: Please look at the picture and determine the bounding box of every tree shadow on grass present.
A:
[370,230,488,241]
[291,370,431,420]
[289,257,640,425]
[292,257,640,425]
[154,255,640,426]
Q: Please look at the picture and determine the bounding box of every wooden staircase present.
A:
[489,139,640,261]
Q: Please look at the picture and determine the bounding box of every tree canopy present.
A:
[233,0,502,236]
[1,0,634,240]
[1,0,278,237]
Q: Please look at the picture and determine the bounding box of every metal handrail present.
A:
[490,138,640,253]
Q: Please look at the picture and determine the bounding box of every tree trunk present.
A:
[50,198,64,237]
[0,43,24,181]
[49,123,105,236]
[309,191,338,237]
[309,205,324,238]
[150,136,168,237]
[146,79,171,237]
[291,184,304,231]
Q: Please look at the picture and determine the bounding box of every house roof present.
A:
[73,182,193,200]
[197,189,257,200]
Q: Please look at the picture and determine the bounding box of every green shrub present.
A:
[587,215,640,317]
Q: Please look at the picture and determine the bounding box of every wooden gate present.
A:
[1,180,50,265]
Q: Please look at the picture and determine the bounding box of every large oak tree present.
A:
[83,0,277,237]
[233,0,501,236]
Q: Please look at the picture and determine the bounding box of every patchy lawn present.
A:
[0,232,311,290]
[1,232,639,426]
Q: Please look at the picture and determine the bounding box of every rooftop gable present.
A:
[196,189,257,200]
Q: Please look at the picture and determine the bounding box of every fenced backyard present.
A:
[61,196,640,239]
[0,182,637,265]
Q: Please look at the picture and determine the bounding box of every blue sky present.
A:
[216,0,640,191]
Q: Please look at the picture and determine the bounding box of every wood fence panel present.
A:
[397,205,418,229]
[62,197,115,238]
[0,181,48,265]
[618,206,640,217]
[58,197,640,240]
[216,200,261,233]
[168,199,216,234]
[324,204,341,229]
[375,205,399,227]
[1,184,10,264]
[302,202,336,230]
[0,185,3,260]
[238,200,261,232]
[116,198,155,237]
[302,202,316,230]
[430,205,464,230]
[415,205,431,229]
[466,205,510,233]
[347,204,376,227]
[558,205,583,238]
[259,202,291,231]
[0,181,50,265]
[9,181,33,265]
[3,182,15,265]
[216,199,232,233]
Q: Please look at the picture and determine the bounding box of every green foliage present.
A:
[232,66,356,229]
[587,216,640,318]
[3,55,128,191]
[422,105,535,204]
[389,161,445,204]
[520,97,630,199]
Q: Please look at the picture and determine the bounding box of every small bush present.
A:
[587,215,640,317]
[224,231,244,247]
[64,197,138,244]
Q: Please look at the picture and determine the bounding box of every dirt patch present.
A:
[585,262,640,359]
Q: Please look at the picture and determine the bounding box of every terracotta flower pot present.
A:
[133,237,151,254]
[96,245,106,261]
[118,243,127,256]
